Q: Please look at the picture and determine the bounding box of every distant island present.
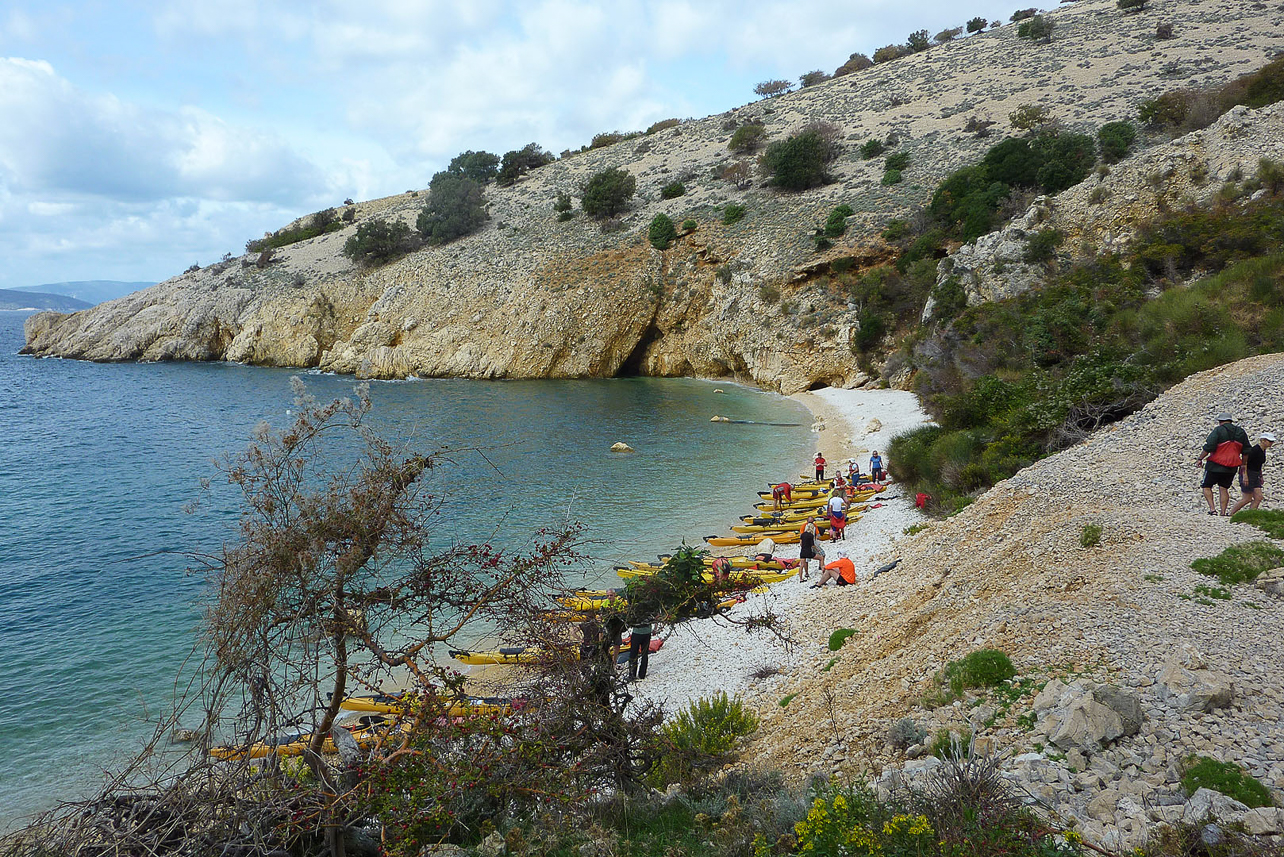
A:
[4,280,154,309]
[0,288,93,312]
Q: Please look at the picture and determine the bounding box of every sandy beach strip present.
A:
[625,387,933,717]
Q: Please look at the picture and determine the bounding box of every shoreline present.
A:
[625,386,933,717]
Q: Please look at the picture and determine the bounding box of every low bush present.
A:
[800,70,829,87]
[246,207,345,253]
[1010,8,1038,22]
[753,79,792,98]
[873,44,905,63]
[881,169,903,186]
[342,218,415,267]
[1023,228,1063,264]
[723,203,747,225]
[645,118,680,134]
[660,181,686,199]
[887,717,927,749]
[580,168,636,218]
[681,219,698,232]
[860,138,886,160]
[1080,523,1103,548]
[650,692,759,787]
[834,52,873,76]
[1180,756,1273,807]
[758,283,780,303]
[967,16,988,33]
[648,214,677,250]
[1009,103,1053,132]
[1155,21,1174,39]
[924,649,1017,706]
[1229,508,1284,538]
[496,142,553,186]
[824,204,853,238]
[728,123,766,153]
[907,29,930,52]
[935,27,963,44]
[1118,0,1147,9]
[760,127,840,191]
[1098,120,1138,163]
[882,219,910,241]
[885,151,910,172]
[1192,541,1284,586]
[445,150,500,184]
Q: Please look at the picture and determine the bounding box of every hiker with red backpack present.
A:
[1196,412,1251,516]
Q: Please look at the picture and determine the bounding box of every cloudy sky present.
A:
[1,0,1027,292]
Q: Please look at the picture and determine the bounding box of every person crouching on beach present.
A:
[1230,432,1275,515]
[711,555,732,585]
[814,452,826,481]
[846,458,861,484]
[1196,412,1250,516]
[812,556,855,588]
[798,518,820,581]
[772,481,792,511]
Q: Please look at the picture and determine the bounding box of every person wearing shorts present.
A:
[798,519,819,581]
[1196,412,1251,516]
[772,482,792,511]
[1230,432,1274,515]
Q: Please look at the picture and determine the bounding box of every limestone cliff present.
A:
[21,0,1284,392]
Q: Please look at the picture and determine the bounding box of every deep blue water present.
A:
[0,310,812,825]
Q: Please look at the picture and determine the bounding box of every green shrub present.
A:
[1023,228,1063,264]
[882,219,910,241]
[885,151,910,172]
[553,191,572,213]
[1009,104,1053,131]
[824,205,853,238]
[1080,523,1103,548]
[928,728,973,759]
[854,311,887,351]
[416,173,486,245]
[1010,8,1037,22]
[681,219,698,232]
[660,181,686,199]
[1016,16,1053,42]
[342,218,415,267]
[663,692,759,757]
[758,283,780,303]
[648,214,677,250]
[646,118,680,134]
[580,167,636,218]
[828,628,857,651]
[873,44,905,63]
[860,139,886,160]
[723,203,747,225]
[1033,133,1096,193]
[1098,121,1138,163]
[926,649,1017,705]
[1117,0,1147,10]
[907,29,930,52]
[1180,756,1272,807]
[1192,541,1284,586]
[882,169,903,186]
[1230,509,1284,538]
[728,123,766,153]
[835,53,874,76]
[967,16,988,33]
[246,208,345,253]
[754,79,792,98]
[760,128,839,191]
[800,70,829,87]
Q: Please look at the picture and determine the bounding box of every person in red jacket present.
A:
[814,452,826,481]
[1196,412,1251,516]
[772,481,792,511]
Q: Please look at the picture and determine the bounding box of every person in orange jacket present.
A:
[811,556,856,588]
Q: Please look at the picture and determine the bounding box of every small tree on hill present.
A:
[446,150,500,184]
[1118,0,1147,10]
[648,213,677,250]
[760,125,840,191]
[416,172,487,245]
[935,27,963,44]
[1098,121,1138,163]
[496,143,554,187]
[580,167,637,218]
[967,16,989,33]
[873,44,905,63]
[800,70,829,87]
[907,29,931,52]
[728,123,766,153]
[754,79,792,98]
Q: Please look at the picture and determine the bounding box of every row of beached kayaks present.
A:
[704,476,885,547]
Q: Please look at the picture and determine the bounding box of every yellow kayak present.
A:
[210,717,395,760]
[450,646,579,665]
[339,693,513,717]
[615,565,797,584]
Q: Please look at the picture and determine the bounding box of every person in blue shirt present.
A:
[869,451,885,483]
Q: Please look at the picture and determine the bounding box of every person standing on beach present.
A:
[798,518,819,580]
[827,491,847,540]
[1230,432,1275,515]
[1196,412,1251,516]
[869,451,885,483]
[627,618,653,680]
[814,452,826,481]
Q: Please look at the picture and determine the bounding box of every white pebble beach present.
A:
[625,387,933,716]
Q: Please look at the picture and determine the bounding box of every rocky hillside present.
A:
[746,353,1284,850]
[21,0,1284,392]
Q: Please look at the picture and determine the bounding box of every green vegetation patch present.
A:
[828,628,857,651]
[1080,523,1103,548]
[1180,756,1273,807]
[722,203,747,226]
[1230,508,1284,538]
[924,649,1016,706]
[1191,541,1284,586]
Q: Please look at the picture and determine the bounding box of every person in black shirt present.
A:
[1196,413,1251,516]
[1229,432,1274,515]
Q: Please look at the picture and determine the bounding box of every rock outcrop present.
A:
[22,0,1284,392]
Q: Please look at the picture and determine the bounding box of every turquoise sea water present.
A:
[0,310,813,826]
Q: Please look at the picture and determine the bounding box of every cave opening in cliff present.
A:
[618,323,663,377]
[807,381,830,391]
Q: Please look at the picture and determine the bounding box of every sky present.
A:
[0,0,1030,292]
